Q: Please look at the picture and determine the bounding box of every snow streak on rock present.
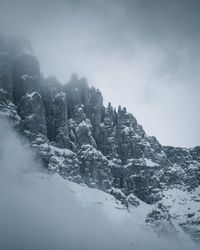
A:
[0,36,200,246]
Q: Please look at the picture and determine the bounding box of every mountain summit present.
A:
[0,37,200,245]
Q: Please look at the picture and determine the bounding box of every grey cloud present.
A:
[0,0,200,147]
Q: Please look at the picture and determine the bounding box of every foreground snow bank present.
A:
[0,117,198,250]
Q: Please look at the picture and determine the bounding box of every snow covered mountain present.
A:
[0,118,198,250]
[0,35,199,248]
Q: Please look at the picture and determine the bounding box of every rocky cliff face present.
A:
[0,37,199,245]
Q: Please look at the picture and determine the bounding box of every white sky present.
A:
[0,0,200,147]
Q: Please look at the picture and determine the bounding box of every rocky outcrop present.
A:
[78,144,111,190]
[0,36,200,245]
[87,87,105,145]
[40,76,62,141]
[69,105,97,149]
[40,76,70,148]
[0,45,198,205]
[13,54,40,104]
[163,146,200,190]
[64,73,90,119]
[99,102,118,158]
[145,203,178,238]
[0,88,20,126]
[17,92,47,136]
[0,53,13,100]
[64,75,105,146]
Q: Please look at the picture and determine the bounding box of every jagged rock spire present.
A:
[0,36,199,219]
[13,53,40,104]
[0,53,13,100]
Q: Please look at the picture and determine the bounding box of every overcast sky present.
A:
[0,0,200,147]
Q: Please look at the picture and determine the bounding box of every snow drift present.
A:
[0,117,198,250]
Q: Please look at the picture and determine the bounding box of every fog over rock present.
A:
[1,117,199,250]
[0,36,200,248]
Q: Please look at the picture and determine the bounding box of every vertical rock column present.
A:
[13,54,40,104]
[13,54,47,136]
[53,91,70,148]
[0,53,13,100]
[88,87,105,146]
[17,92,47,135]
[64,73,90,119]
[41,76,70,148]
[99,102,118,158]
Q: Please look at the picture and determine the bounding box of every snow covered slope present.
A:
[0,37,200,248]
[0,118,199,250]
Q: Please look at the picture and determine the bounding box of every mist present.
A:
[0,0,200,147]
[0,116,198,250]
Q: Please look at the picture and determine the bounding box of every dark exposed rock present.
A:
[78,144,111,191]
[0,88,20,126]
[13,53,40,104]
[17,92,47,136]
[64,73,90,119]
[99,102,118,158]
[0,53,13,100]
[40,76,71,148]
[146,203,178,238]
[163,146,200,190]
[0,36,200,244]
[110,187,128,207]
[126,193,140,207]
[53,91,70,148]
[87,87,105,145]
[64,76,105,146]
[40,76,63,141]
[74,105,97,148]
[67,105,97,151]
[0,45,199,206]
